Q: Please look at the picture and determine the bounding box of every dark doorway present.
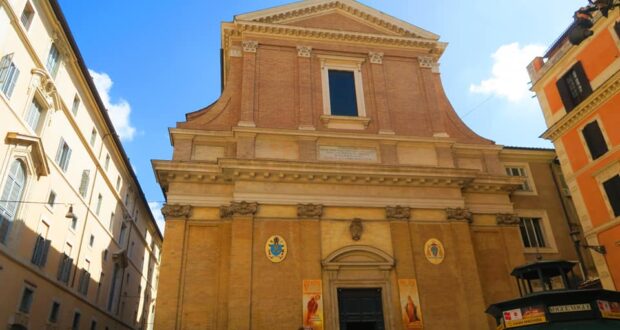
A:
[338,288,385,330]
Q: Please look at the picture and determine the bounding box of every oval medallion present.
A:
[265,235,287,263]
[424,238,445,265]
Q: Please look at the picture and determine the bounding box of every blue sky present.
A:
[57,0,587,232]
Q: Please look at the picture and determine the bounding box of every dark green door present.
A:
[338,288,385,330]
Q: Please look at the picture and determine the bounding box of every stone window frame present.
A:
[593,159,620,220]
[515,209,559,254]
[318,54,370,130]
[504,162,538,196]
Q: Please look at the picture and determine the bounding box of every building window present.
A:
[328,70,358,116]
[47,190,56,207]
[0,160,27,244]
[18,286,35,313]
[89,234,95,247]
[20,2,35,30]
[107,264,121,312]
[103,249,108,261]
[519,217,547,248]
[90,320,97,330]
[72,311,81,330]
[49,301,61,323]
[24,99,45,133]
[109,213,115,232]
[70,216,78,231]
[603,175,620,217]
[0,53,20,98]
[582,120,608,160]
[96,194,103,216]
[104,154,110,171]
[71,94,80,116]
[119,223,127,245]
[78,170,90,198]
[96,272,104,303]
[116,176,121,191]
[31,234,51,267]
[55,138,72,172]
[46,43,61,78]
[506,166,531,191]
[320,56,367,121]
[556,61,592,113]
[90,128,97,147]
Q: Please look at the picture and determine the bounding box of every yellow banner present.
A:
[303,280,324,330]
[398,279,423,329]
[505,315,546,328]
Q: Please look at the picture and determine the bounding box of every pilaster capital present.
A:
[418,55,440,73]
[446,207,473,223]
[385,205,410,220]
[496,213,520,225]
[297,203,323,218]
[297,45,312,58]
[220,201,259,219]
[369,52,384,64]
[242,40,258,53]
[161,204,192,218]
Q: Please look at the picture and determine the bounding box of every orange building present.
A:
[528,9,620,289]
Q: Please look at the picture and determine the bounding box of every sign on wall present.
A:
[398,279,423,329]
[423,238,445,265]
[598,300,620,319]
[265,235,287,263]
[303,279,324,330]
[502,305,547,328]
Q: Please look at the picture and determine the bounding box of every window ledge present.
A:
[320,115,370,130]
[524,247,558,254]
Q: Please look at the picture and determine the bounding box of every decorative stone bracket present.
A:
[496,213,520,225]
[161,204,192,218]
[350,218,363,241]
[220,201,259,218]
[297,203,323,218]
[446,207,473,223]
[417,56,440,73]
[242,40,258,53]
[386,205,410,220]
[368,52,383,64]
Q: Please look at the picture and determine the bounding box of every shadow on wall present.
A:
[0,202,156,330]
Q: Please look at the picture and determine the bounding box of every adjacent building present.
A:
[528,7,620,290]
[153,0,594,329]
[0,0,162,329]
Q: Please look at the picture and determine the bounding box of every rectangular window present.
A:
[506,167,531,191]
[89,234,95,247]
[96,272,104,303]
[70,216,78,230]
[519,217,547,248]
[71,95,80,116]
[49,301,60,323]
[19,286,34,313]
[55,138,72,172]
[0,53,20,98]
[78,170,90,198]
[24,99,44,133]
[327,70,358,116]
[582,121,608,160]
[90,320,97,330]
[603,175,620,217]
[72,311,81,330]
[116,176,121,191]
[96,194,103,216]
[109,213,115,232]
[90,128,97,147]
[119,224,127,245]
[78,260,91,295]
[31,235,51,267]
[47,190,56,207]
[20,2,34,30]
[104,154,110,171]
[556,62,592,112]
[46,43,61,77]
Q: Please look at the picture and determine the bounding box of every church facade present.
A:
[152,1,592,329]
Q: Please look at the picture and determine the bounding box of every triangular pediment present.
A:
[235,0,438,40]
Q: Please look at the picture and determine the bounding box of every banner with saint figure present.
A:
[302,279,324,330]
[398,279,423,329]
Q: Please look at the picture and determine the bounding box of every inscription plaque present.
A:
[318,146,377,162]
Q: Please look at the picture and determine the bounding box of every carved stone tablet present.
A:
[319,146,377,162]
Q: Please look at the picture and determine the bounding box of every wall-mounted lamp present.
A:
[65,205,75,219]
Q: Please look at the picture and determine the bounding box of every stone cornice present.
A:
[541,71,620,141]
[224,21,446,55]
[153,158,522,194]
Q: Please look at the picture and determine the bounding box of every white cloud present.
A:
[470,43,545,103]
[89,70,136,141]
[148,202,165,235]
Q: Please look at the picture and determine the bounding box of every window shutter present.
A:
[573,62,592,99]
[79,170,90,197]
[582,121,608,160]
[63,147,72,172]
[31,235,44,265]
[40,239,51,267]
[5,64,19,97]
[55,139,64,164]
[615,21,620,39]
[0,216,9,243]
[556,77,575,112]
[57,255,66,280]
[63,257,73,283]
[0,54,12,85]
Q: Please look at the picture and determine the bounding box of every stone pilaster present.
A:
[239,41,258,127]
[297,46,315,130]
[369,52,393,134]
